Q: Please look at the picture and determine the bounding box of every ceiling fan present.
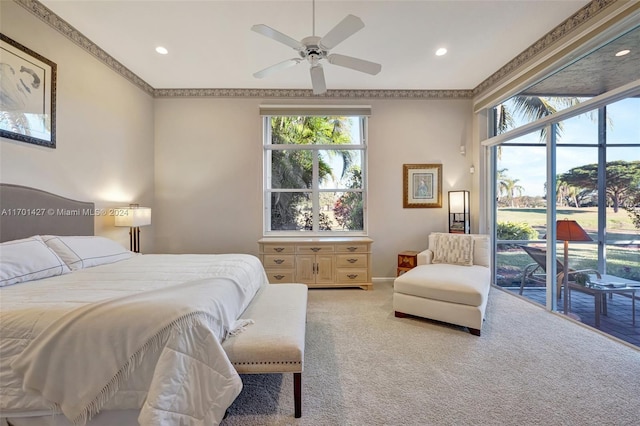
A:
[251,0,382,95]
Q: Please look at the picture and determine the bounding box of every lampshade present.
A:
[114,206,152,227]
[556,219,591,242]
[449,191,469,213]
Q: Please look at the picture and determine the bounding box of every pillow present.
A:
[432,234,474,266]
[42,235,134,270]
[0,236,71,287]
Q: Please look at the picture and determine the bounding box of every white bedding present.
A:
[0,254,268,425]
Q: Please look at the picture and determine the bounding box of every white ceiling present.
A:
[40,0,590,91]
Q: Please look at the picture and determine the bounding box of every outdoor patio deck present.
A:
[508,287,640,347]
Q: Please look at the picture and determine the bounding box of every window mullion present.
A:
[312,150,319,232]
[597,106,607,274]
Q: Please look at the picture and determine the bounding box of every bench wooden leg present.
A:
[469,328,481,336]
[294,372,302,418]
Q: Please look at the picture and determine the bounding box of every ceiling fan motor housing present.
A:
[300,36,327,65]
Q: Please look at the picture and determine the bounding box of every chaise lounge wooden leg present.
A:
[469,328,481,336]
[294,372,302,418]
[395,311,408,318]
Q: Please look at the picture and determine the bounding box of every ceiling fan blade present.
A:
[251,24,303,50]
[319,14,365,50]
[310,64,327,95]
[327,53,382,75]
[253,58,302,79]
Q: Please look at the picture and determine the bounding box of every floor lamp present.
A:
[115,204,151,253]
[556,219,592,315]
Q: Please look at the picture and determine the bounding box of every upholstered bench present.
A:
[222,283,308,418]
[393,233,490,336]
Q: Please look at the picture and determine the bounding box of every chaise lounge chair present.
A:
[519,245,601,298]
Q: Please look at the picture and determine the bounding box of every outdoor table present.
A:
[569,281,638,328]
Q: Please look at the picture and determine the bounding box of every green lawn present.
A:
[497,207,638,241]
[496,207,640,285]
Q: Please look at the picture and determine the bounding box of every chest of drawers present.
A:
[258,237,373,290]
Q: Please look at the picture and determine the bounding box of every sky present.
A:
[498,97,640,197]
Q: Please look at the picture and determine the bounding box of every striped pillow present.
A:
[432,234,474,266]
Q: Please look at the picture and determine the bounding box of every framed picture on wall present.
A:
[0,33,57,148]
[403,163,442,208]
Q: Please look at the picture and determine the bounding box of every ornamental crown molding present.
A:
[153,88,474,99]
[16,0,618,101]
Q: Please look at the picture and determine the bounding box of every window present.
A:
[263,113,367,235]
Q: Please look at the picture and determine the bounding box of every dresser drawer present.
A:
[264,270,295,283]
[336,269,368,283]
[261,244,294,254]
[263,254,295,268]
[336,254,368,268]
[297,245,335,254]
[335,244,369,253]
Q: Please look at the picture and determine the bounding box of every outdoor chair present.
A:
[519,245,601,298]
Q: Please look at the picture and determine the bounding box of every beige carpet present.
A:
[221,282,640,425]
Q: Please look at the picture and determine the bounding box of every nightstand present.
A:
[397,250,420,276]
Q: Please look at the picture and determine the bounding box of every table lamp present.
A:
[556,219,591,316]
[115,204,151,253]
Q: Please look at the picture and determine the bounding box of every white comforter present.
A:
[0,254,268,425]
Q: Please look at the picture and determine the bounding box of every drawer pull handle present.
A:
[273,259,285,264]
[347,247,357,252]
[347,274,358,279]
[311,247,321,252]
[273,274,285,280]
[347,258,358,263]
[274,247,284,252]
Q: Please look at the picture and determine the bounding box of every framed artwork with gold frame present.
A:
[403,164,442,208]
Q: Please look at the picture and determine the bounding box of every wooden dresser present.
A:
[258,237,373,290]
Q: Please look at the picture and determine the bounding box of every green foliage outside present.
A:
[558,161,640,212]
[496,208,639,285]
[333,168,363,230]
[496,221,539,241]
[269,116,362,231]
[493,96,639,287]
[622,192,640,230]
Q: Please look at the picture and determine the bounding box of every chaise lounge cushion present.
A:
[394,264,490,307]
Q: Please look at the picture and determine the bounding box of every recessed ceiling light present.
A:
[155,46,168,55]
[615,49,630,57]
[435,48,447,56]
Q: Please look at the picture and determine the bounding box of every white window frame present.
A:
[482,78,640,311]
[262,114,368,236]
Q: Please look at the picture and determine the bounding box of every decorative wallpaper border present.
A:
[153,88,475,99]
[17,0,616,100]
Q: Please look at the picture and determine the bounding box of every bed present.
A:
[0,184,269,426]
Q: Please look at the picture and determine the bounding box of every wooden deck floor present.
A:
[506,287,639,347]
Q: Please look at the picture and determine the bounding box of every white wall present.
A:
[154,98,263,255]
[0,2,155,251]
[154,97,474,277]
